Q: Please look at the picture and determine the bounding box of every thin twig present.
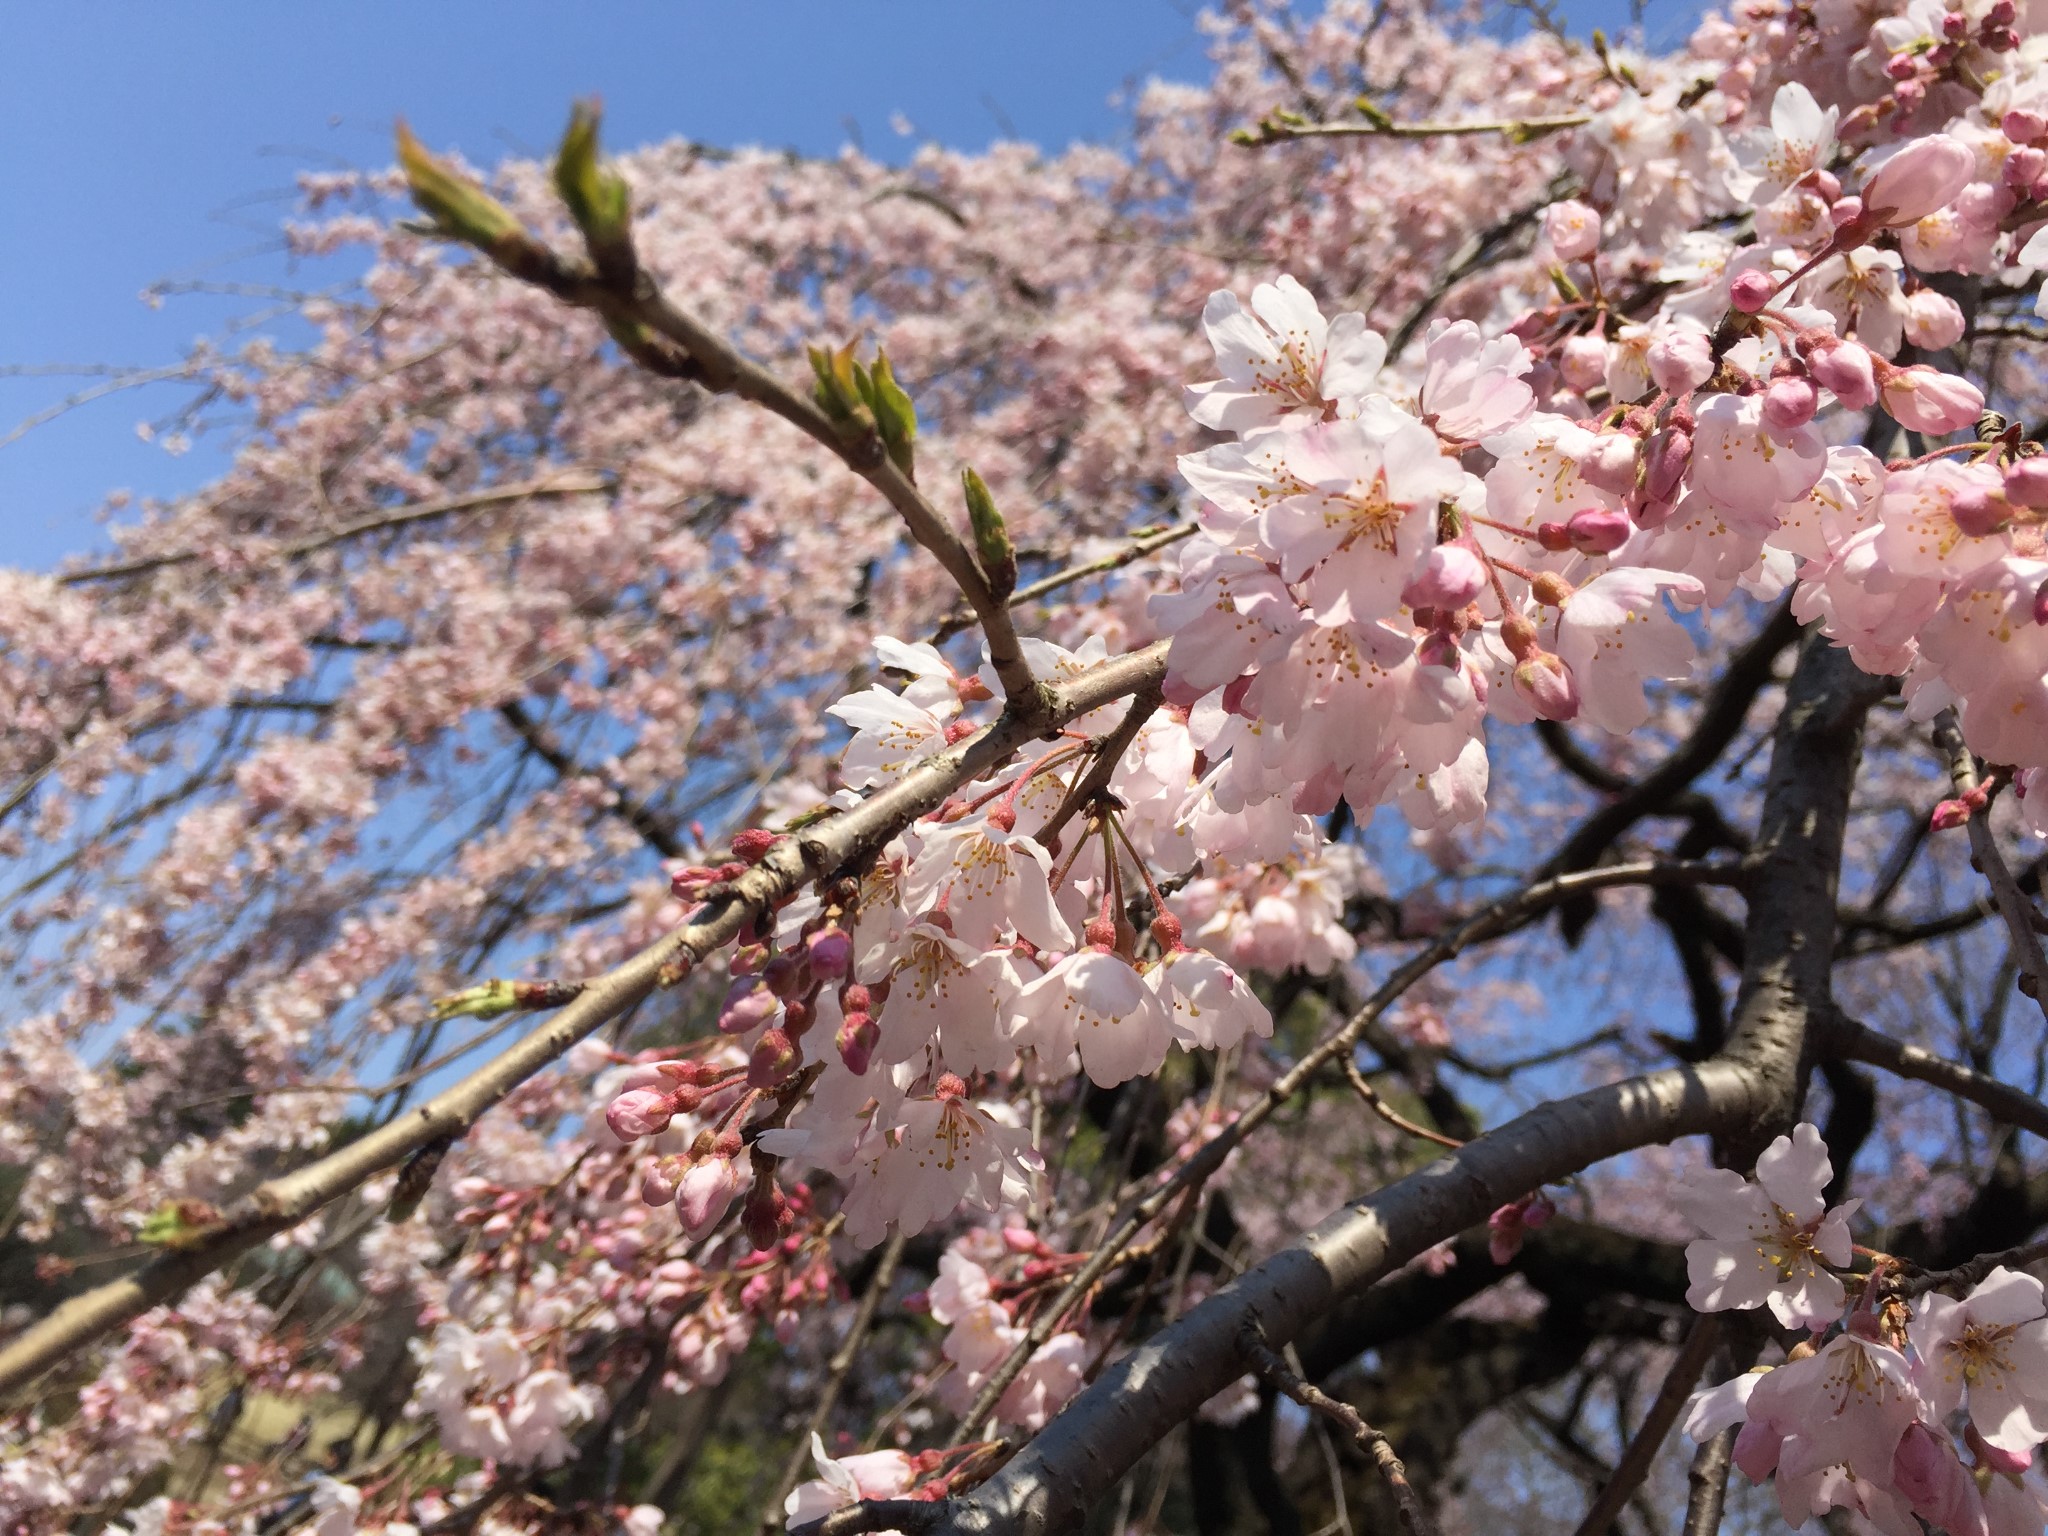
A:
[57,474,609,586]
[1933,708,2048,1024]
[1342,1057,1465,1148]
[1568,1315,1723,1536]
[955,855,1747,1438]
[1037,685,1163,850]
[1240,1323,1439,1536]
[1886,1233,2048,1300]
[761,1230,909,1532]
[930,522,1198,643]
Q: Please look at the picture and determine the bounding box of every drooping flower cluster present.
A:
[1682,1125,2048,1536]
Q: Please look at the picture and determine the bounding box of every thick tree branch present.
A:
[1820,1013,2048,1141]
[937,1061,1765,1535]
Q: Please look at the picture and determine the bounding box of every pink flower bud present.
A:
[1880,365,1985,434]
[1811,168,1842,202]
[1647,327,1714,395]
[804,927,852,978]
[1565,507,1632,554]
[1401,544,1489,610]
[1512,653,1581,722]
[1830,194,1865,230]
[2004,108,2047,145]
[675,1157,740,1238]
[606,1088,676,1142]
[2006,458,2048,508]
[1729,269,1777,313]
[1989,0,2019,26]
[760,953,807,998]
[718,980,780,1035]
[1578,432,1641,496]
[1807,339,1878,410]
[1948,485,2011,538]
[835,1011,879,1075]
[1903,289,1967,351]
[1643,427,1692,503]
[641,1155,683,1206]
[1886,50,1922,79]
[746,1026,801,1088]
[1536,520,1573,552]
[1863,135,1977,226]
[2007,146,2048,189]
[1931,798,1974,831]
[1762,375,1819,432]
[1559,333,1607,391]
[730,827,778,863]
[1542,198,1603,262]
[1985,25,2020,51]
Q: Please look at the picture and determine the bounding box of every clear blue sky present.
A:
[1,1,1691,571]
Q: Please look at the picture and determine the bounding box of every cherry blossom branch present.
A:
[1885,1233,2048,1300]
[1240,1323,1440,1536]
[955,855,1745,1438]
[1342,1056,1465,1149]
[1819,1012,2048,1141]
[1567,1315,1724,1536]
[1932,708,2048,1023]
[939,1059,1767,1535]
[397,115,1045,719]
[760,1229,909,1532]
[0,641,1168,1399]
[1233,107,1591,147]
[55,473,610,587]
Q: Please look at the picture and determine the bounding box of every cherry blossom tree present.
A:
[13,2,2048,1533]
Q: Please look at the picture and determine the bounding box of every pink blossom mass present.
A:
[12,2,2048,1533]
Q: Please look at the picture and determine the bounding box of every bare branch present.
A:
[1933,708,2048,1025]
[1242,1322,1440,1536]
[1821,1013,2048,1141]
[56,474,610,586]
[1568,1316,1723,1536]
[1683,1426,1737,1536]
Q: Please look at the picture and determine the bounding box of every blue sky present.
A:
[1,1,1692,571]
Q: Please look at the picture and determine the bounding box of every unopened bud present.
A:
[1401,543,1489,610]
[1949,486,2011,539]
[1931,798,1974,831]
[1565,507,1632,554]
[1761,374,1819,433]
[719,980,781,1036]
[1531,571,1574,607]
[1536,520,1573,552]
[1862,135,1976,226]
[746,1027,801,1088]
[676,1157,740,1239]
[804,926,853,979]
[1578,432,1641,496]
[1150,911,1185,951]
[835,1012,879,1075]
[760,953,807,998]
[2004,108,2047,145]
[606,1088,675,1143]
[1807,339,1879,411]
[1729,269,1776,313]
[2008,459,2048,509]
[1513,653,1581,721]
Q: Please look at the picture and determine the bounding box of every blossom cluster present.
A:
[1681,1124,2048,1535]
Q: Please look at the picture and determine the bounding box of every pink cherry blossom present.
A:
[1674,1122,1856,1329]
